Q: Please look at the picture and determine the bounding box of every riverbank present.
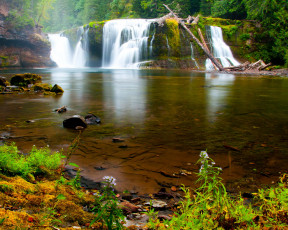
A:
[1,144,288,229]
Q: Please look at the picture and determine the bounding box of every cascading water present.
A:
[48,34,73,68]
[102,19,154,68]
[205,26,240,70]
[190,43,199,69]
[48,26,89,68]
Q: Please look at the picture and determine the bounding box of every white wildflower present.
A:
[200,151,209,159]
[103,176,117,187]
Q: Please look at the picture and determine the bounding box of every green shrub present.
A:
[0,143,62,178]
[240,33,250,41]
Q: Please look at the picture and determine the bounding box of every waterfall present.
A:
[205,26,240,70]
[48,34,73,68]
[190,43,199,69]
[48,26,89,68]
[102,19,154,68]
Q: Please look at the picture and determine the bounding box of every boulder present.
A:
[51,84,64,94]
[85,114,101,125]
[0,76,8,86]
[63,115,87,129]
[10,73,42,87]
[33,83,52,92]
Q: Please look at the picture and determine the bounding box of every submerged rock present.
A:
[84,114,101,125]
[55,106,67,113]
[63,115,87,129]
[51,84,64,94]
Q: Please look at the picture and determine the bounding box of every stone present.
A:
[63,115,87,129]
[112,138,125,143]
[85,114,101,125]
[33,83,52,92]
[120,201,140,213]
[55,106,67,113]
[0,77,8,86]
[10,73,42,87]
[51,84,64,94]
[144,200,167,209]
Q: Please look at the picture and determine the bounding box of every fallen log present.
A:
[224,60,272,72]
[163,4,224,71]
[198,28,217,70]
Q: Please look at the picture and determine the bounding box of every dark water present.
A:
[1,68,288,194]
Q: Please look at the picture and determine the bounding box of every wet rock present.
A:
[64,165,101,189]
[33,83,52,92]
[158,215,172,221]
[51,84,64,94]
[124,214,149,228]
[25,120,35,123]
[0,76,8,86]
[55,106,67,113]
[63,115,87,129]
[112,138,125,143]
[120,201,140,214]
[144,200,167,209]
[122,193,133,201]
[94,166,106,171]
[84,114,101,125]
[154,188,175,199]
[75,126,85,130]
[10,73,42,87]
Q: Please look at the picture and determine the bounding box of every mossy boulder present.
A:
[33,83,52,92]
[50,84,64,94]
[10,73,42,87]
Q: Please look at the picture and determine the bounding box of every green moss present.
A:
[10,73,42,87]
[33,83,52,92]
[166,19,181,57]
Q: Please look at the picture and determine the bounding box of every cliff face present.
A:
[0,8,54,68]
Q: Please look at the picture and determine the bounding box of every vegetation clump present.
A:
[0,144,62,178]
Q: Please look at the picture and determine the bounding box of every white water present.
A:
[102,19,154,68]
[48,34,73,68]
[190,43,199,69]
[205,26,240,70]
[49,26,89,68]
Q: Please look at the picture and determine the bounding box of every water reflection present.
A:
[205,73,235,122]
[103,70,147,124]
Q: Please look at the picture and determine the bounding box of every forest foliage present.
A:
[2,0,288,66]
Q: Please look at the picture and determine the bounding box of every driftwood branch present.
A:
[163,4,224,71]
[223,60,271,71]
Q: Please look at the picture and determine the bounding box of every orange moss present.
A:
[0,174,97,228]
[55,200,94,225]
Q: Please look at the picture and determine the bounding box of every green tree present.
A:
[211,0,247,19]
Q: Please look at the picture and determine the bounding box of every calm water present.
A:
[1,68,288,193]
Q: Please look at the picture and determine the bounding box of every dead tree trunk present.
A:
[163,4,224,71]
[198,28,217,70]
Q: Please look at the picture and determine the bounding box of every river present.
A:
[1,68,288,194]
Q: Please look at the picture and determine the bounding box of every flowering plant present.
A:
[91,176,124,229]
